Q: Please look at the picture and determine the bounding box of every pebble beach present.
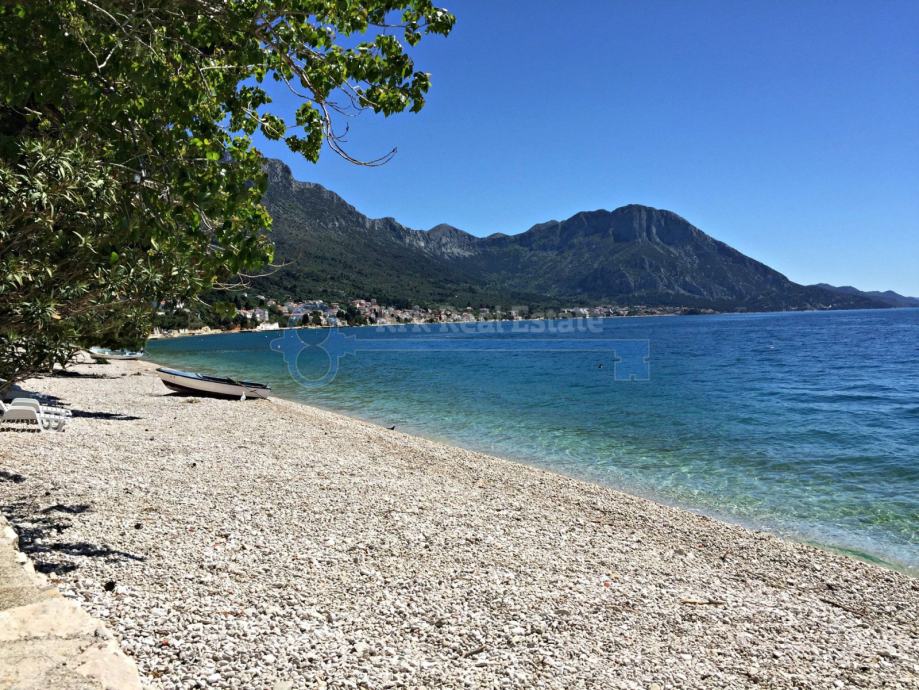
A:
[0,359,916,690]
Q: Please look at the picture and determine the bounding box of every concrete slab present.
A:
[0,517,141,690]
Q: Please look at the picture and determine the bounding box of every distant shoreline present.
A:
[151,304,917,341]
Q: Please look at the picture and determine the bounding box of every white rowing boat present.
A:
[88,347,145,360]
[155,367,270,400]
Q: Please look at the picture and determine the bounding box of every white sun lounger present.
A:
[11,397,72,417]
[0,400,67,431]
[1,405,46,432]
[9,399,69,430]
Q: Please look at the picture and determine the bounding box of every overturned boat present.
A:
[156,367,270,400]
[89,346,144,360]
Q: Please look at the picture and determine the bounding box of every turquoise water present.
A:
[146,309,919,572]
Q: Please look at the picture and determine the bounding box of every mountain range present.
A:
[256,160,913,312]
[809,284,919,308]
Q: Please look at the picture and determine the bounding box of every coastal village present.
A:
[153,296,705,337]
[241,297,701,326]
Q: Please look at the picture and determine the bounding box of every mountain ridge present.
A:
[256,159,889,312]
[812,284,919,308]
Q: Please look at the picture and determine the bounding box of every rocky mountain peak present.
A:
[256,158,888,311]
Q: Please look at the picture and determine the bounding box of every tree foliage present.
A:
[0,0,454,389]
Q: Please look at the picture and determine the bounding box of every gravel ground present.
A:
[0,359,916,690]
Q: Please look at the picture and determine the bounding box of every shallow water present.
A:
[146,308,919,572]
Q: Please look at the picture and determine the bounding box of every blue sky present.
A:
[255,0,919,295]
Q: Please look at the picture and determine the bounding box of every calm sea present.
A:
[146,308,919,573]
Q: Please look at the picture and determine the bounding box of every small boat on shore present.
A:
[89,347,145,360]
[156,367,270,400]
